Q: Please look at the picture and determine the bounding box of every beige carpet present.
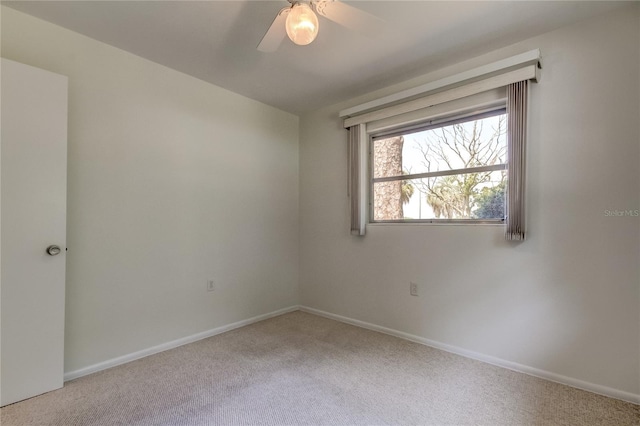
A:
[1,311,638,425]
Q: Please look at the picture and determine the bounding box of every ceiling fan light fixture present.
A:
[285,2,319,46]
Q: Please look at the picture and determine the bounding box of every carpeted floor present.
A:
[1,311,638,425]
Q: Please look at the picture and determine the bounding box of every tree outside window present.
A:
[372,111,507,221]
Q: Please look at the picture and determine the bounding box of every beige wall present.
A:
[299,5,640,398]
[1,7,300,373]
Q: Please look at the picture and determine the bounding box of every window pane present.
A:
[373,113,507,179]
[373,171,507,221]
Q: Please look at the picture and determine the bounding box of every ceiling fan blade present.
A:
[257,7,290,52]
[314,1,384,37]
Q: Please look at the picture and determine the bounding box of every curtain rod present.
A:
[339,49,541,119]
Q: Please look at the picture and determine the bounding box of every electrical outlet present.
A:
[410,282,418,297]
[207,280,215,292]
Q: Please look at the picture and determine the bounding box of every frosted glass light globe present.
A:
[285,2,319,46]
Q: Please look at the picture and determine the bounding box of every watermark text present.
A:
[604,209,639,217]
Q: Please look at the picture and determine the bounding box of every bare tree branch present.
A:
[411,114,507,218]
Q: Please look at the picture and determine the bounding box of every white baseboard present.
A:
[299,305,640,405]
[64,304,639,405]
[64,305,300,382]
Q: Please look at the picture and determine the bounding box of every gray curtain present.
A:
[506,80,528,241]
[348,125,364,235]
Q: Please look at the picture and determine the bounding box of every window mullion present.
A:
[373,163,507,184]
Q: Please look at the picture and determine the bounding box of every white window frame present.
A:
[369,107,508,224]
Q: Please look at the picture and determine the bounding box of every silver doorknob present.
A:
[46,245,61,256]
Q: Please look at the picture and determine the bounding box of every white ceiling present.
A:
[3,1,627,114]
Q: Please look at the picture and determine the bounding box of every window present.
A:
[344,52,536,238]
[371,109,507,223]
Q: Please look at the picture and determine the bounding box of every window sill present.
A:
[368,220,504,226]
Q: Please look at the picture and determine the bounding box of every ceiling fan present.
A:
[257,0,383,52]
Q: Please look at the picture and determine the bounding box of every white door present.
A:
[1,58,68,406]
